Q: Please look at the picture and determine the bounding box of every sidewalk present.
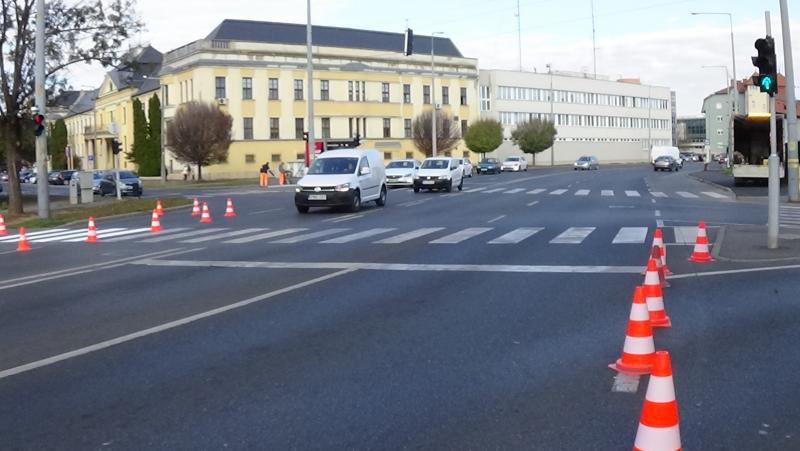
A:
[714,224,800,262]
[689,166,789,200]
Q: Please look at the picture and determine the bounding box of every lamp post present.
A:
[547,64,555,166]
[702,65,730,169]
[430,31,443,157]
[692,12,737,167]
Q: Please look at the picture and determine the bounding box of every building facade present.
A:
[159,20,480,179]
[478,69,673,165]
[676,116,706,153]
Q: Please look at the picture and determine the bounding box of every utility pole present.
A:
[516,0,522,71]
[430,32,443,157]
[548,64,555,166]
[766,12,779,249]
[306,0,316,163]
[35,0,50,219]
[590,0,597,79]
[728,14,737,169]
[780,0,799,202]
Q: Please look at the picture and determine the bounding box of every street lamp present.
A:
[430,31,444,157]
[692,12,737,167]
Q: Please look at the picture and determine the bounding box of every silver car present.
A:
[574,156,599,170]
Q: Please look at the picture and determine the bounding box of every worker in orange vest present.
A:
[259,162,270,187]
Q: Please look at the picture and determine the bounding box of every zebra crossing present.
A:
[780,205,800,227]
[457,187,729,199]
[0,225,704,247]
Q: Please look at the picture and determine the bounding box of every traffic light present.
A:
[302,131,309,142]
[752,36,777,96]
[111,139,121,154]
[34,114,45,137]
[403,28,414,56]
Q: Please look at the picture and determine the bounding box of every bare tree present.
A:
[166,101,232,180]
[412,110,461,157]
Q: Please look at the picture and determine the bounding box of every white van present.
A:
[413,157,463,193]
[650,146,681,165]
[294,148,387,213]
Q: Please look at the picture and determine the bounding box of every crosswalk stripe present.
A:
[62,227,152,242]
[527,189,546,195]
[650,192,667,198]
[33,228,126,243]
[676,191,699,198]
[488,227,544,244]
[549,189,567,195]
[601,190,614,196]
[504,188,525,194]
[140,228,229,243]
[320,228,396,244]
[430,227,493,244]
[374,227,445,244]
[612,227,649,244]
[271,228,350,244]
[575,189,590,196]
[223,228,307,244]
[550,227,595,244]
[180,228,269,243]
[464,187,486,193]
[0,228,71,242]
[484,188,505,193]
[625,190,641,197]
[673,226,697,244]
[104,227,191,242]
[701,191,728,199]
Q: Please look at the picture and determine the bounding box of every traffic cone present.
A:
[651,245,670,288]
[0,213,7,236]
[688,220,714,263]
[85,216,99,243]
[191,198,201,216]
[632,351,682,451]
[643,258,671,328]
[155,199,164,216]
[200,202,212,223]
[17,227,31,252]
[653,228,672,275]
[150,209,162,233]
[609,286,655,375]
[223,198,236,217]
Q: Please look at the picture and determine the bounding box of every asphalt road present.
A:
[0,162,797,450]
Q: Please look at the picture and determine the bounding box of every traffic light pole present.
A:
[766,12,779,249]
[780,0,799,202]
[305,0,316,166]
[34,0,50,219]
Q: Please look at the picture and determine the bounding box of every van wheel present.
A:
[413,187,420,193]
[350,190,361,212]
[296,205,309,213]
[457,179,463,191]
[376,185,387,206]
[445,181,453,193]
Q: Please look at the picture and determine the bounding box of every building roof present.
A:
[54,89,98,117]
[206,19,463,58]
[107,45,163,94]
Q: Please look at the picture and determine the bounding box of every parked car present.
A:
[48,170,75,185]
[501,156,528,172]
[0,171,8,182]
[97,170,143,197]
[385,159,420,188]
[653,156,679,172]
[413,157,463,193]
[573,156,599,170]
[294,148,387,213]
[459,158,474,178]
[477,158,502,174]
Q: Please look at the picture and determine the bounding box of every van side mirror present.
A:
[360,166,371,175]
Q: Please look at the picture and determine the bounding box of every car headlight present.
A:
[295,187,302,192]
[438,175,449,180]
[335,183,350,192]
[413,175,420,180]
[404,173,412,178]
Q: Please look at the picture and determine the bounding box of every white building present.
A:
[478,69,673,165]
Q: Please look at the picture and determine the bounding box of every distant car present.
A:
[654,156,679,172]
[0,171,8,182]
[385,159,420,188]
[413,157,463,192]
[48,170,75,185]
[501,156,528,172]
[97,170,143,197]
[573,156,599,170]
[477,158,502,174]
[459,158,474,178]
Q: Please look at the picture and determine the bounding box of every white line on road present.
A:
[668,263,800,280]
[549,189,567,195]
[656,219,665,228]
[374,227,445,244]
[673,226,698,244]
[483,188,505,193]
[612,227,649,244]
[104,227,191,242]
[575,189,590,196]
[504,188,525,194]
[0,229,69,242]
[140,228,228,243]
[701,191,728,199]
[488,215,506,223]
[271,228,350,244]
[63,227,152,242]
[248,208,285,215]
[329,214,364,223]
[463,187,486,193]
[625,190,641,197]
[0,268,356,381]
[180,228,268,243]
[320,228,396,244]
[34,228,125,243]
[430,227,493,244]
[655,210,661,217]
[650,192,668,198]
[527,200,540,207]
[550,227,595,244]
[223,228,307,244]
[676,191,699,198]
[601,190,614,196]
[488,227,543,244]
[527,189,546,195]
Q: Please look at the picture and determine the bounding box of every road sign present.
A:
[704,139,710,146]
[88,155,94,161]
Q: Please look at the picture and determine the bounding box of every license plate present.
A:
[308,194,327,200]
[422,180,435,185]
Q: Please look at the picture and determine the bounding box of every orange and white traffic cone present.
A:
[85,216,99,243]
[653,228,672,275]
[632,350,682,451]
[643,258,671,328]
[150,209,162,233]
[223,198,236,217]
[155,199,165,216]
[200,202,212,223]
[191,198,201,216]
[17,227,31,252]
[609,286,655,375]
[688,220,714,263]
[0,213,7,236]
[651,245,670,288]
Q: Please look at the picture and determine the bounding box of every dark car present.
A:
[97,170,143,197]
[48,170,75,185]
[653,156,679,172]
[477,158,502,174]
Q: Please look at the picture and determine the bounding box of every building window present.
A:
[405,152,413,159]
[321,80,330,101]
[270,118,279,139]
[348,81,354,101]
[321,117,331,139]
[716,115,723,122]
[243,117,253,140]
[460,87,467,105]
[383,118,391,138]
[461,120,468,136]
[403,84,411,103]
[215,77,226,99]
[383,152,392,160]
[716,129,724,135]
[242,77,253,100]
[404,119,412,138]
[245,154,255,163]
[163,85,169,106]
[442,86,449,105]
[423,85,430,104]
[269,78,279,100]
[294,79,303,100]
[271,153,281,163]
[296,153,304,160]
[295,118,304,139]
[349,118,354,138]
[382,83,390,103]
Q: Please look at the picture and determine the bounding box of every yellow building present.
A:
[160,20,480,179]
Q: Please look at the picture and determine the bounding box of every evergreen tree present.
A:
[47,119,69,169]
[147,94,162,176]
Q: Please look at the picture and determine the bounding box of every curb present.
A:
[687,172,737,199]
[710,224,800,263]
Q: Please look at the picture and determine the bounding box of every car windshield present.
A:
[656,156,671,162]
[505,157,519,162]
[480,159,496,164]
[578,157,591,161]
[421,159,450,169]
[386,161,414,169]
[118,171,138,179]
[308,157,359,175]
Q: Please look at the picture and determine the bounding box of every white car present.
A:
[385,159,420,188]
[413,157,463,193]
[501,156,528,172]
[459,158,474,178]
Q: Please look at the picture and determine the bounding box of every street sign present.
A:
[704,139,710,146]
[88,155,94,161]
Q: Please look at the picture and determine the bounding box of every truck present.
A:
[731,116,785,186]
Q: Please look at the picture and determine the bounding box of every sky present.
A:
[64,0,800,117]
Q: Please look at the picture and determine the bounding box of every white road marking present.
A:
[62,227,152,242]
[399,199,430,207]
[612,227,649,244]
[504,188,525,194]
[527,200,540,206]
[140,228,229,243]
[668,263,800,280]
[0,228,70,242]
[483,188,505,193]
[374,227,445,244]
[549,189,567,195]
[601,190,614,196]
[650,191,668,198]
[463,187,486,193]
[656,219,665,228]
[488,227,544,244]
[625,190,641,197]
[104,227,191,242]
[329,214,364,223]
[33,228,126,243]
[248,208,285,215]
[612,373,641,393]
[430,227,493,244]
[0,268,356,380]
[673,226,698,244]
[223,228,307,244]
[676,191,699,198]
[655,210,661,217]
[550,227,595,244]
[701,191,728,199]
[180,228,269,243]
[575,189,590,196]
[320,228,396,244]
[271,228,350,244]
[488,215,506,223]
[527,189,546,195]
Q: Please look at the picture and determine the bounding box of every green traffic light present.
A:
[761,76,773,91]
